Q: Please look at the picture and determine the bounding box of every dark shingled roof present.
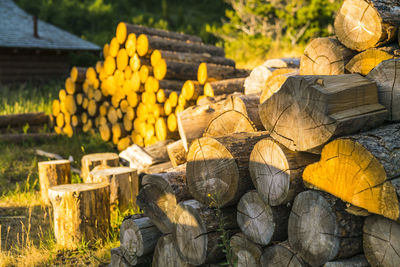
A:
[0,0,100,51]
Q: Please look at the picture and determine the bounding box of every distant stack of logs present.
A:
[52,23,249,151]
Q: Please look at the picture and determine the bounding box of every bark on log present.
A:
[230,233,263,267]
[38,160,71,205]
[173,199,238,265]
[249,138,319,206]
[154,59,201,81]
[152,234,192,267]
[367,58,400,121]
[159,80,185,92]
[0,133,57,143]
[0,112,49,128]
[334,0,399,51]
[87,167,139,211]
[120,216,162,265]
[177,101,224,151]
[48,183,110,249]
[110,247,131,267]
[81,152,119,181]
[303,123,400,221]
[197,62,249,85]
[300,37,355,75]
[186,131,269,207]
[167,139,187,167]
[137,164,189,233]
[288,190,364,267]
[259,74,387,152]
[70,67,86,83]
[261,241,308,267]
[203,78,245,96]
[220,94,263,130]
[203,110,257,137]
[237,191,289,245]
[323,255,369,267]
[363,215,400,267]
[244,65,274,95]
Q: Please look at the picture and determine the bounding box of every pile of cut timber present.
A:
[52,23,248,151]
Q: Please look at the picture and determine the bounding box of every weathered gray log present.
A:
[152,234,192,267]
[81,152,119,181]
[323,255,369,267]
[260,241,308,267]
[0,112,49,128]
[230,233,263,267]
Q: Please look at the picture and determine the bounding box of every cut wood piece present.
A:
[177,101,224,151]
[120,216,162,265]
[155,117,178,141]
[38,160,71,205]
[139,65,152,84]
[137,165,190,233]
[345,48,395,75]
[300,37,355,75]
[197,62,249,85]
[244,65,273,95]
[204,110,256,137]
[260,241,308,267]
[136,34,224,57]
[154,59,198,81]
[187,132,269,207]
[48,183,110,249]
[221,94,263,130]
[230,233,263,267]
[249,138,319,206]
[237,191,289,246]
[116,48,128,71]
[0,112,49,128]
[367,58,400,121]
[159,80,185,92]
[263,58,300,69]
[110,247,131,267]
[70,66,86,83]
[153,234,192,267]
[259,74,387,152]
[203,78,245,97]
[288,190,363,267]
[117,137,132,152]
[334,0,399,51]
[167,139,187,167]
[81,153,119,181]
[65,95,77,114]
[324,255,369,267]
[99,124,111,142]
[173,199,238,265]
[363,215,400,267]
[52,99,60,117]
[181,80,203,101]
[260,70,298,103]
[303,123,400,221]
[87,167,138,211]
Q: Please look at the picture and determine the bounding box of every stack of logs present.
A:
[110,0,400,266]
[51,23,249,151]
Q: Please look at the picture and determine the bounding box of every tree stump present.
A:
[152,234,192,267]
[38,160,71,205]
[334,0,399,51]
[187,132,269,207]
[230,233,263,267]
[345,48,395,75]
[203,110,257,137]
[88,167,138,211]
[260,241,308,267]
[48,183,110,249]
[249,138,319,206]
[81,152,119,181]
[288,191,363,266]
[259,74,387,152]
[167,140,187,167]
[237,191,289,245]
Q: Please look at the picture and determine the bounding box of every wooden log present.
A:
[230,233,263,267]
[159,80,185,92]
[263,58,300,69]
[249,138,319,206]
[38,160,71,205]
[345,47,396,75]
[173,199,238,265]
[87,167,138,211]
[70,66,86,83]
[260,241,308,267]
[152,233,192,267]
[0,133,57,143]
[181,80,202,101]
[367,58,400,121]
[259,74,387,152]
[110,247,131,267]
[363,215,400,266]
[244,65,273,95]
[120,216,162,265]
[221,94,263,130]
[0,112,49,128]
[237,191,289,245]
[136,34,224,57]
[137,164,189,233]
[204,110,256,137]
[260,70,298,103]
[300,37,355,75]
[155,117,179,141]
[334,0,400,51]
[116,22,202,44]
[324,255,369,267]
[203,78,245,97]
[153,59,198,81]
[197,63,249,85]
[303,123,400,221]
[81,152,119,181]
[167,139,187,167]
[151,49,235,67]
[288,190,363,267]
[187,131,269,207]
[48,183,110,249]
[177,101,224,151]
